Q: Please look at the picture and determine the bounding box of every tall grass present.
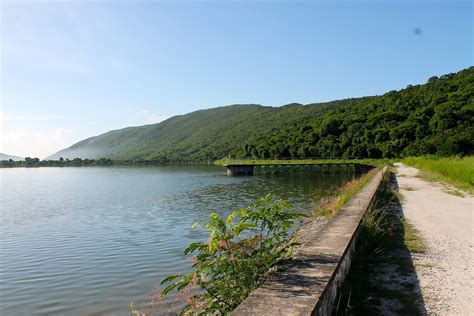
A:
[402,156,474,192]
[314,168,380,218]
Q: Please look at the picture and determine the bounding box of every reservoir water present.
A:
[0,165,355,315]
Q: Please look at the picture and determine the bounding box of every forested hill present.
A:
[49,67,473,161]
[244,67,473,159]
[47,99,363,161]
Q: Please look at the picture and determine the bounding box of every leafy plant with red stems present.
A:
[160,194,305,314]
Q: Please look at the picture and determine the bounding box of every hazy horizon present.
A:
[1,1,472,158]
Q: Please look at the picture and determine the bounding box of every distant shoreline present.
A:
[0,159,215,168]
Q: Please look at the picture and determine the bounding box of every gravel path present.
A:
[394,163,474,315]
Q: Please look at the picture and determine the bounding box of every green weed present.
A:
[157,194,305,314]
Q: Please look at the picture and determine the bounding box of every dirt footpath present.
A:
[394,163,474,315]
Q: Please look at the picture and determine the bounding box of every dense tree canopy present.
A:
[242,67,473,159]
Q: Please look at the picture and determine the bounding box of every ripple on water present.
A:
[0,166,355,315]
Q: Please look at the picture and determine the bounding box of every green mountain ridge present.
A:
[48,67,473,161]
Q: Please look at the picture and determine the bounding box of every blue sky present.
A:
[1,0,472,158]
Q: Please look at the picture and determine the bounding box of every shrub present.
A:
[159,194,305,314]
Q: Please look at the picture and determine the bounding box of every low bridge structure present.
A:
[223,161,373,176]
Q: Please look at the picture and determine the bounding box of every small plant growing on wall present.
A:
[158,194,305,314]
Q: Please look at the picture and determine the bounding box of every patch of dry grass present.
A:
[403,220,427,253]
[314,168,380,218]
[443,188,465,198]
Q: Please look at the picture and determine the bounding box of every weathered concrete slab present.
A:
[223,164,256,176]
[232,168,385,316]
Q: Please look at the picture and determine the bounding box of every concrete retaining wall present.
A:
[232,167,386,316]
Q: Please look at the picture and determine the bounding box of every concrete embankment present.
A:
[232,167,386,316]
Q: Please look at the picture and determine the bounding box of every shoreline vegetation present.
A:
[0,157,115,167]
[314,167,380,218]
[0,157,206,168]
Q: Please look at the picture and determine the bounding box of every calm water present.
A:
[0,166,355,315]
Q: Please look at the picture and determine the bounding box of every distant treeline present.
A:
[0,157,209,167]
[0,157,114,167]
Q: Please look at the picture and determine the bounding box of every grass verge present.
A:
[402,156,473,194]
